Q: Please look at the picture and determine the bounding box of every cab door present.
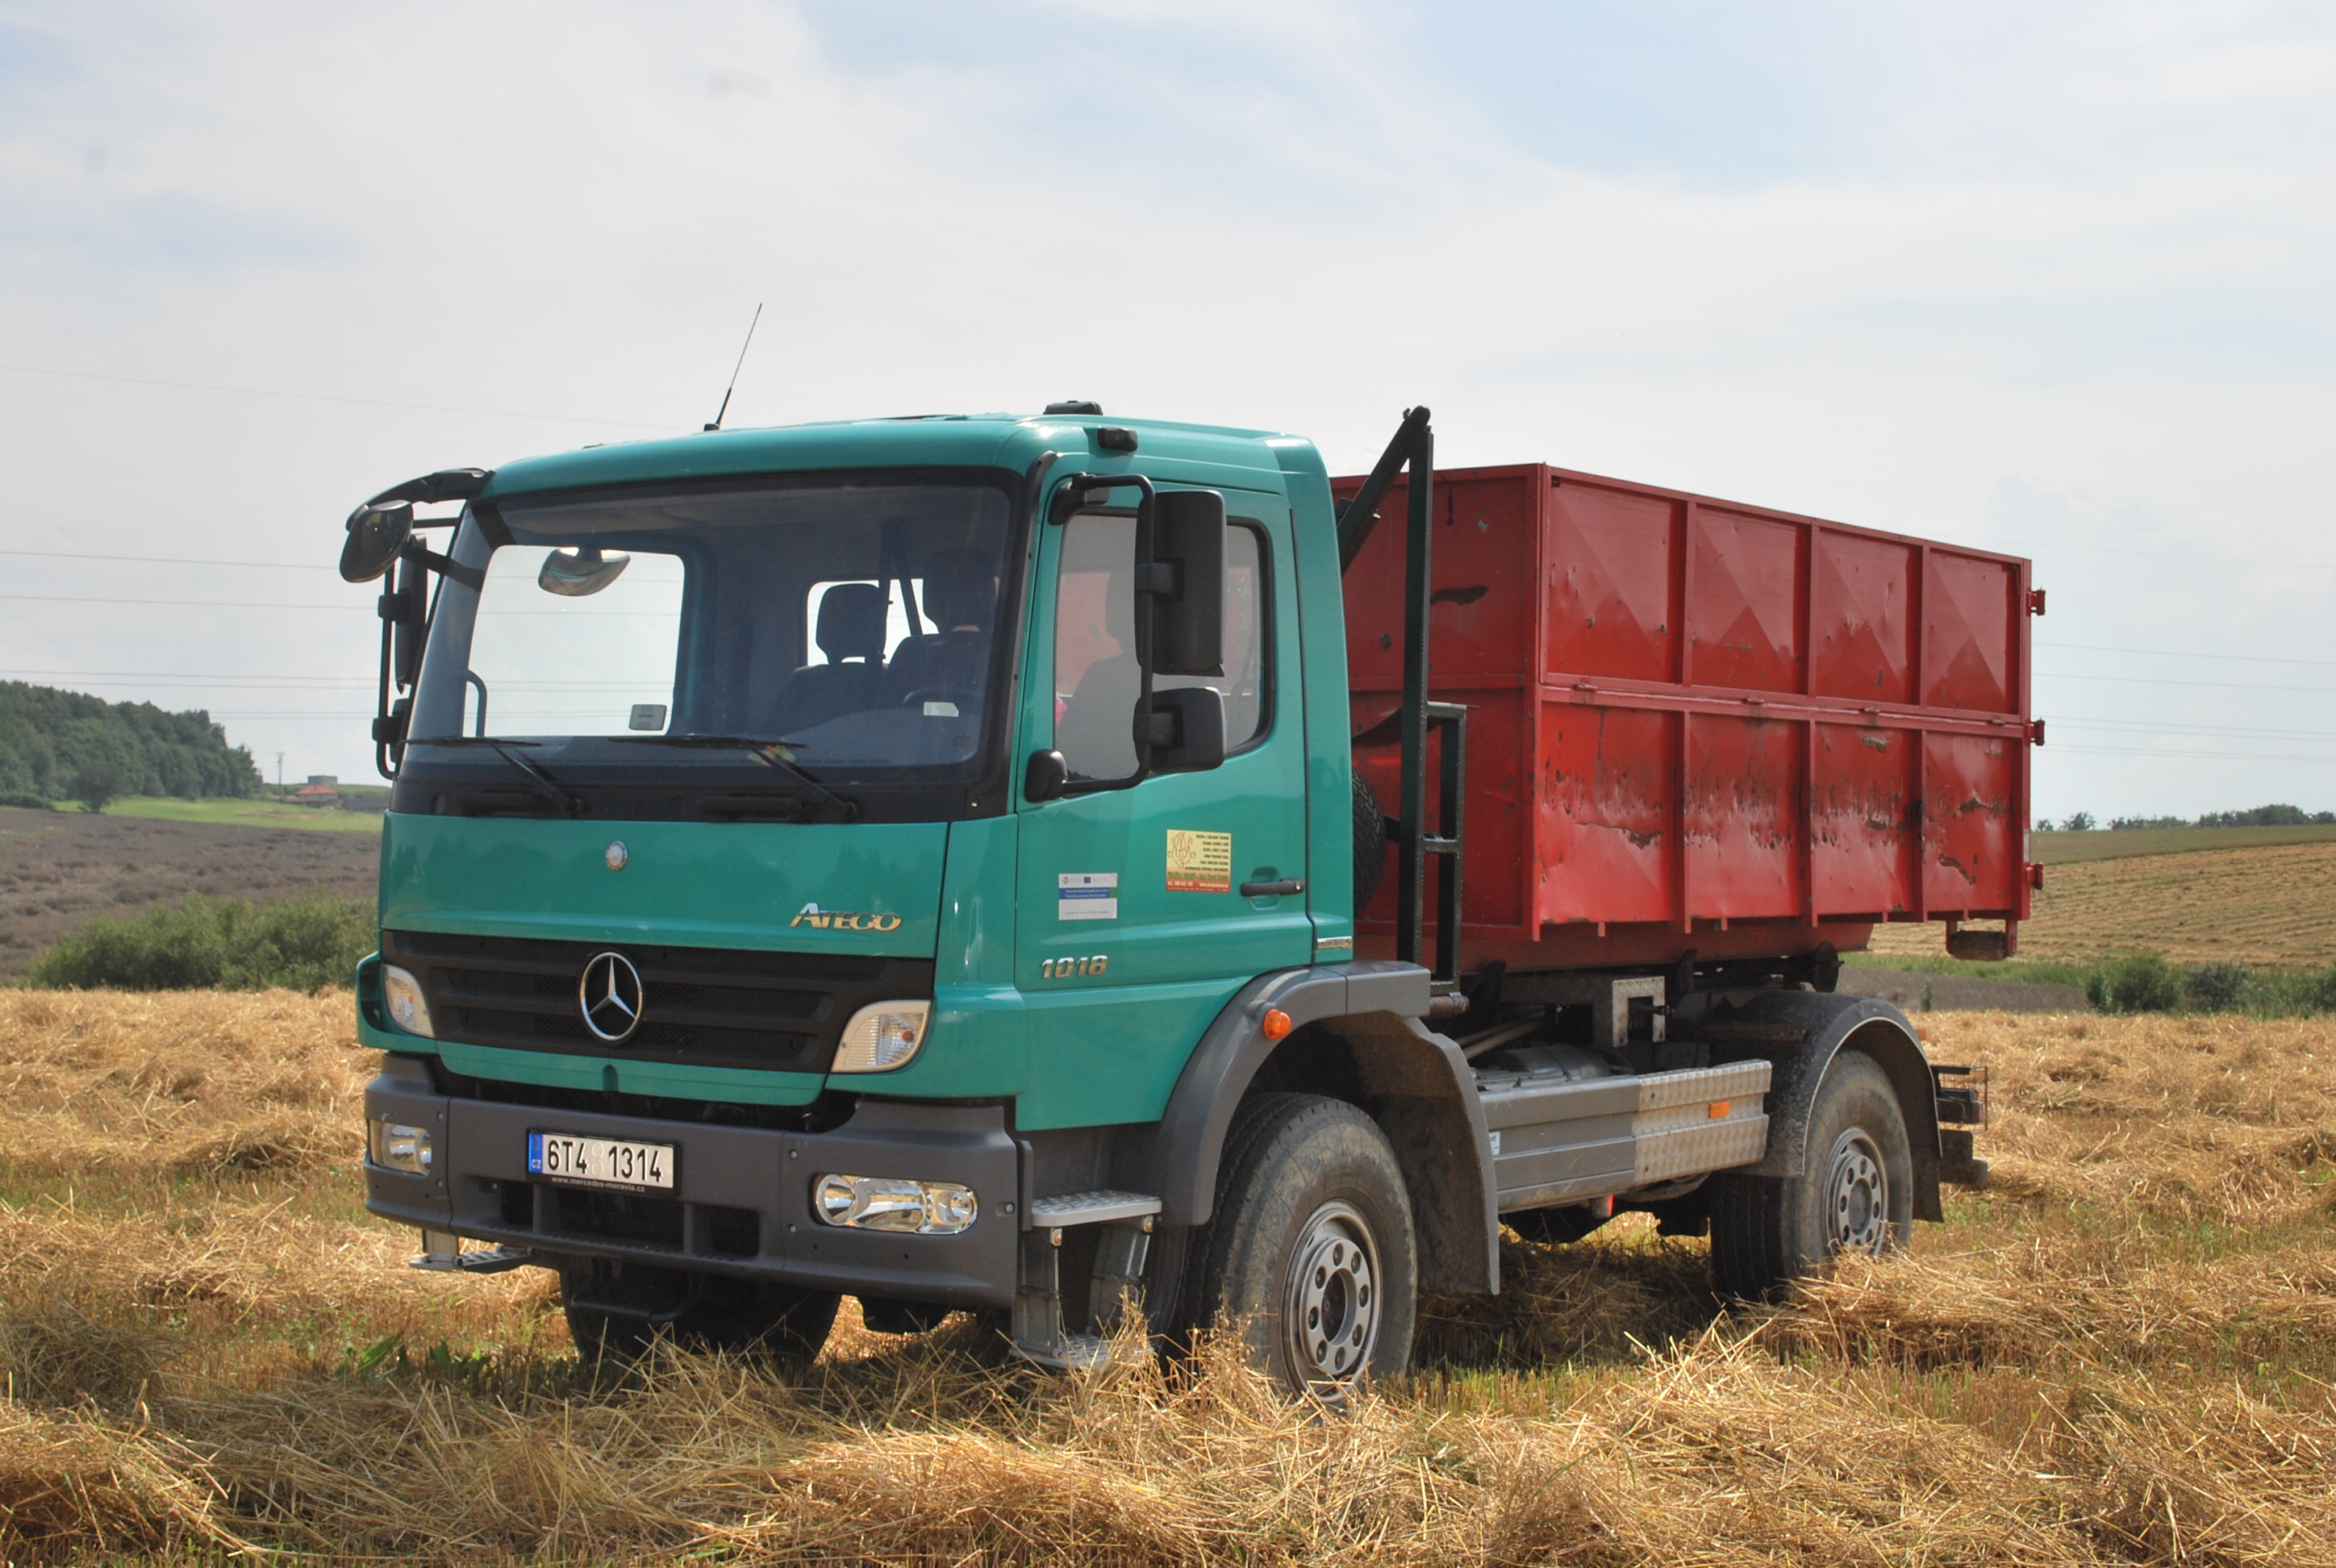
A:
[1012,486,1310,1130]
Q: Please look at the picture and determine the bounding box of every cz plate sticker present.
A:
[1057,873,1118,921]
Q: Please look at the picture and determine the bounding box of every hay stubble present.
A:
[2,990,2333,1564]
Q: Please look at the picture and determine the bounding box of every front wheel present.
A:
[1194,1093,1419,1397]
[1709,1050,1914,1301]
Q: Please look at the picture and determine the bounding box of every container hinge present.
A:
[2025,588,2046,615]
[2029,718,2046,746]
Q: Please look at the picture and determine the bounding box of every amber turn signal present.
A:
[1707,1100,1731,1120]
[1262,1008,1292,1040]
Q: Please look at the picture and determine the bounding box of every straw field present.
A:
[3,987,2334,1564]
[1867,838,2336,967]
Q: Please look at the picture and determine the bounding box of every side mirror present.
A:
[1145,490,1224,677]
[340,502,413,582]
[1024,749,1070,802]
[539,545,630,597]
[1141,686,1225,774]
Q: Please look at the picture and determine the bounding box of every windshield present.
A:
[407,471,1020,783]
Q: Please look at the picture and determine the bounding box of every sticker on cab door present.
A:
[1165,830,1233,893]
[1057,873,1118,920]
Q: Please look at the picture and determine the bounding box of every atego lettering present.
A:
[790,903,903,932]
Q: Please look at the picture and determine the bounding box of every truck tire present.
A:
[1708,1051,1913,1302]
[1352,772,1388,910]
[559,1257,839,1369]
[1194,1092,1418,1396]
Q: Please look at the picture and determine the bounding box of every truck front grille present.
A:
[382,928,932,1075]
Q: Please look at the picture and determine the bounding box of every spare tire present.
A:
[1352,771,1388,911]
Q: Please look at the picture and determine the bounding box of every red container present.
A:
[1336,463,2040,972]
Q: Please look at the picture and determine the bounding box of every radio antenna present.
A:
[704,302,764,432]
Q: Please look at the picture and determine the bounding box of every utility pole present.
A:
[276,752,285,790]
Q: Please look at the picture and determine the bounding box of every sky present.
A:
[1,0,2331,821]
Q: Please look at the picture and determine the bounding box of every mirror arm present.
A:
[400,539,485,592]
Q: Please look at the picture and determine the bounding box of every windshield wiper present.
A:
[611,734,858,822]
[428,736,587,815]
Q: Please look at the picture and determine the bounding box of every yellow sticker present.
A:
[1166,829,1233,893]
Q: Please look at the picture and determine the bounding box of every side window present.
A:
[1052,512,1270,782]
[1159,521,1267,747]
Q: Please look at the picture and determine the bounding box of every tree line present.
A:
[2042,803,2336,832]
[0,682,262,809]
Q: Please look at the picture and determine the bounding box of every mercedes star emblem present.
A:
[578,951,645,1043]
[604,840,629,872]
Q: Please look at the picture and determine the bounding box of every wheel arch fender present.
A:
[1114,961,1499,1294]
[1731,991,1944,1222]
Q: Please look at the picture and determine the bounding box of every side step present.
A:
[1012,1191,1162,1370]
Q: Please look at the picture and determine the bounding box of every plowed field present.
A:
[1867,838,2336,965]
[0,806,378,981]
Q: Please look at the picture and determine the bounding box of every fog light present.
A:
[369,1119,433,1174]
[831,999,930,1072]
[811,1173,977,1234]
[382,965,435,1038]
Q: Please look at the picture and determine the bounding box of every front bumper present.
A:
[363,1055,1021,1307]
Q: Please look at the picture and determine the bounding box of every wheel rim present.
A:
[1825,1128,1891,1254]
[1283,1199,1382,1390]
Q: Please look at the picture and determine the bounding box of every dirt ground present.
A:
[0,807,378,981]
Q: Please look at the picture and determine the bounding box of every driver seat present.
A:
[770,582,887,733]
[884,549,994,707]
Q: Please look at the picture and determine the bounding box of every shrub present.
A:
[21,891,373,992]
[66,758,130,812]
[2086,952,2183,1014]
[2184,961,2250,1012]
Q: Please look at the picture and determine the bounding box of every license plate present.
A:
[527,1132,675,1191]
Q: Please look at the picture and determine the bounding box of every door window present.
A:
[1052,513,1268,782]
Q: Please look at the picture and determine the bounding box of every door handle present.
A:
[1240,878,1304,898]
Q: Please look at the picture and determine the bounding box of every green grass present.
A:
[19,890,376,991]
[2032,822,2336,865]
[99,795,385,833]
[1842,951,2098,986]
[1846,947,2336,1015]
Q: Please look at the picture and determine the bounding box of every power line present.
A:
[2038,670,2336,695]
[2038,640,2336,669]
[0,361,674,431]
[0,593,662,615]
[1938,533,2336,573]
[2054,744,2336,762]
[0,546,337,570]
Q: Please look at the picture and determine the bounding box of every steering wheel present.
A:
[901,685,981,713]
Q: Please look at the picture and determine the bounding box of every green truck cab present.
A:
[347,405,1988,1393]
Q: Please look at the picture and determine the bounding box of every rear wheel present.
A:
[1192,1093,1418,1397]
[558,1257,839,1368]
[1709,1051,1913,1301]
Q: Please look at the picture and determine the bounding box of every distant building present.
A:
[306,774,338,787]
[290,782,340,807]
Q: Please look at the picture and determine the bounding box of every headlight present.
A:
[382,965,435,1038]
[830,999,930,1072]
[369,1119,434,1174]
[811,1173,978,1234]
